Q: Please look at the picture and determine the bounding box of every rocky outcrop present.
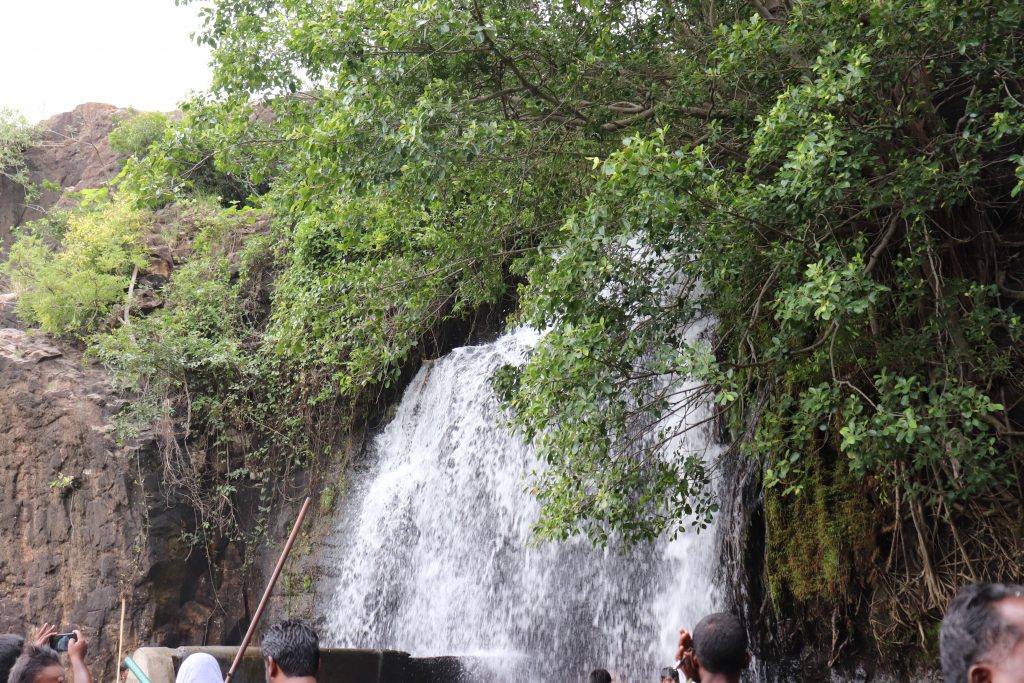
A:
[0,103,127,254]
[0,324,147,678]
[0,318,252,681]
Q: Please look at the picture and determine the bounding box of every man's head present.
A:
[941,583,1024,683]
[0,634,26,683]
[589,669,612,683]
[260,620,319,683]
[692,612,748,679]
[659,666,680,683]
[7,646,63,683]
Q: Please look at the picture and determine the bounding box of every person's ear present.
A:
[968,663,992,683]
[266,656,280,679]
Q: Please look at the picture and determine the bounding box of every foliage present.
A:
[147,0,614,401]
[0,108,39,199]
[48,473,77,492]
[57,0,1022,658]
[108,110,170,158]
[88,201,292,543]
[2,196,148,336]
[493,0,1024,650]
[117,106,259,207]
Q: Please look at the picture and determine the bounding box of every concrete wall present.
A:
[128,646,469,683]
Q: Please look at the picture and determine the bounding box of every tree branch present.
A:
[470,88,521,105]
[471,0,589,124]
[600,107,657,132]
[747,0,777,22]
[866,215,901,275]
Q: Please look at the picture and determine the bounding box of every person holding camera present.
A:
[1,623,74,683]
[7,629,91,683]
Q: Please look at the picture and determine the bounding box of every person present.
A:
[7,630,89,683]
[589,670,612,683]
[1,623,65,683]
[260,620,319,683]
[175,653,223,683]
[940,582,1024,683]
[659,665,680,682]
[0,634,26,683]
[673,613,749,683]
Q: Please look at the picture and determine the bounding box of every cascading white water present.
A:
[321,328,722,681]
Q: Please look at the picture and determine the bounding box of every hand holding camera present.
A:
[66,630,87,662]
[32,624,59,648]
[675,628,700,683]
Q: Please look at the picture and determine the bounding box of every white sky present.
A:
[0,0,213,122]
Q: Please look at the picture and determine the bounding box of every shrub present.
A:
[0,108,39,198]
[2,197,148,336]
[108,111,170,158]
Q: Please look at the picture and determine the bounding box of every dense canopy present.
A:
[4,0,1022,666]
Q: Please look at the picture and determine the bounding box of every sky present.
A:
[0,0,213,122]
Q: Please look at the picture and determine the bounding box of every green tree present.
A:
[107,0,1024,657]
[0,108,39,194]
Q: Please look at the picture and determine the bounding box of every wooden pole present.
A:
[224,497,312,683]
[115,598,126,683]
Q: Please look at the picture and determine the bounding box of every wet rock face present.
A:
[0,103,127,254]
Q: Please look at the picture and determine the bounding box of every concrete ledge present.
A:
[128,646,469,683]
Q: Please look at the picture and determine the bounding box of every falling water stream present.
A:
[321,329,723,681]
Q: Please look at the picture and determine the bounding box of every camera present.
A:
[47,633,77,653]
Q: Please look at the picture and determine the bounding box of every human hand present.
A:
[676,628,699,682]
[67,630,87,662]
[33,623,59,648]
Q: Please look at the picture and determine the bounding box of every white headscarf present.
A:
[175,654,223,683]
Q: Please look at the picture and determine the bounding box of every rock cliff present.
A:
[0,307,265,682]
[0,103,333,677]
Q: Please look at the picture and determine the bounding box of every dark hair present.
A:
[7,646,60,683]
[693,612,747,675]
[0,635,26,683]
[261,620,319,678]
[940,583,1024,682]
[589,670,612,683]
[659,666,680,681]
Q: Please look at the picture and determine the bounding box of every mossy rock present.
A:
[764,448,877,609]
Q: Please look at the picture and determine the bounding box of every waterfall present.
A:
[321,328,723,681]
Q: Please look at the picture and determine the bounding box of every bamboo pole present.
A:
[115,598,126,683]
[224,497,312,683]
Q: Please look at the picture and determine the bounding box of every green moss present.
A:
[922,619,942,661]
[765,448,877,607]
[319,486,337,513]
